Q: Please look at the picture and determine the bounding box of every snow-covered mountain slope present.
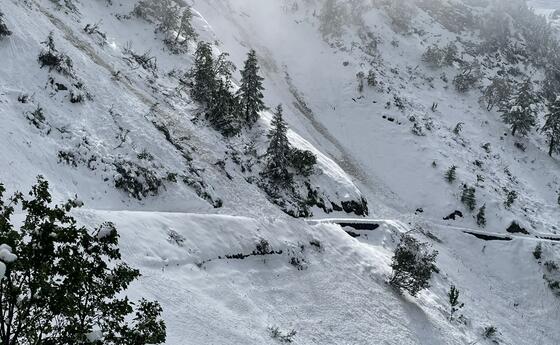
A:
[1,0,560,344]
[72,210,560,344]
[197,0,560,233]
[0,0,368,219]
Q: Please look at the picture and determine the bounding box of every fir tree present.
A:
[0,11,11,39]
[448,285,464,320]
[501,79,538,136]
[290,148,317,177]
[154,0,178,35]
[542,96,560,156]
[445,165,457,183]
[207,79,241,137]
[238,49,266,126]
[504,189,517,208]
[482,76,513,111]
[442,42,458,66]
[172,6,197,50]
[390,235,438,297]
[38,32,74,77]
[0,177,166,344]
[533,243,542,260]
[191,41,215,105]
[461,184,476,211]
[476,204,487,227]
[422,45,443,67]
[213,52,237,80]
[263,105,292,187]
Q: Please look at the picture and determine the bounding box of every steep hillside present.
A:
[0,0,368,219]
[198,0,560,233]
[1,0,560,344]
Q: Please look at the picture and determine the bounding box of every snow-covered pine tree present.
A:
[38,32,74,77]
[207,79,241,137]
[482,76,513,111]
[448,285,464,320]
[214,52,237,80]
[155,0,178,35]
[172,6,197,51]
[442,42,458,66]
[390,234,438,297]
[476,204,486,227]
[263,105,292,187]
[191,41,215,105]
[542,96,560,156]
[461,184,476,211]
[238,49,265,126]
[0,11,11,39]
[543,68,560,102]
[422,45,443,67]
[445,165,457,183]
[290,148,317,177]
[501,79,538,136]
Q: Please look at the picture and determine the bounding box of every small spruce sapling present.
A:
[445,165,457,183]
[422,45,444,67]
[533,243,542,260]
[504,189,517,208]
[38,32,74,77]
[483,326,498,340]
[356,71,365,93]
[476,204,487,227]
[453,122,464,135]
[461,184,476,211]
[268,326,297,343]
[448,285,464,321]
[367,69,377,86]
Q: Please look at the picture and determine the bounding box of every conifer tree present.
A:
[461,184,476,211]
[390,235,438,297]
[191,41,215,105]
[542,96,560,156]
[173,6,197,50]
[0,11,11,39]
[207,79,241,137]
[445,165,457,183]
[482,76,513,111]
[263,105,292,187]
[155,0,178,35]
[501,79,538,136]
[213,52,237,80]
[476,204,487,227]
[238,49,265,126]
[448,285,464,320]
